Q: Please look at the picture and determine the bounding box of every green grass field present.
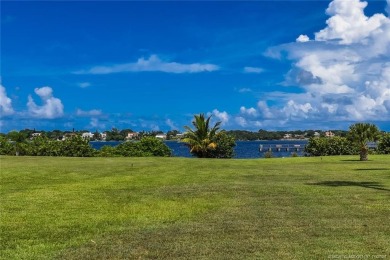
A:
[1,155,389,259]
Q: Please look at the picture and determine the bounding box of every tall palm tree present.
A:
[182,114,221,158]
[347,123,380,161]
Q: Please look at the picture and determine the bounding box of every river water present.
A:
[91,140,308,159]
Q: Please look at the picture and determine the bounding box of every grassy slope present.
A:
[0,155,389,259]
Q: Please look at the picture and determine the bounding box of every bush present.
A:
[0,137,14,155]
[264,151,274,158]
[116,141,151,157]
[208,132,236,158]
[58,135,96,157]
[377,133,390,154]
[98,145,120,157]
[116,137,172,157]
[139,137,172,157]
[305,136,358,156]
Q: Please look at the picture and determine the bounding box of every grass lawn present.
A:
[0,155,389,259]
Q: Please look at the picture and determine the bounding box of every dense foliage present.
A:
[305,136,358,156]
[112,137,172,157]
[377,133,390,154]
[0,135,171,157]
[207,132,236,159]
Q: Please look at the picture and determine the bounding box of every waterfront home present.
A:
[155,134,167,140]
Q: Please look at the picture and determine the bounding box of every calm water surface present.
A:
[91,140,308,159]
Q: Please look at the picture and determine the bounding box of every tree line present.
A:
[0,128,350,142]
[1,115,389,160]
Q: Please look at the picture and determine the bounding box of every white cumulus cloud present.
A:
[296,34,310,42]
[74,55,219,74]
[0,84,14,117]
[257,0,390,127]
[27,86,64,119]
[315,0,388,45]
[209,109,230,126]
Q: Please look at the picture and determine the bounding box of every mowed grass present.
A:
[0,155,389,259]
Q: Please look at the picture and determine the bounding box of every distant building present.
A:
[126,132,138,140]
[283,134,292,139]
[155,134,167,140]
[314,132,321,138]
[100,133,107,140]
[82,132,94,139]
[31,133,41,138]
[325,131,335,138]
[176,133,185,139]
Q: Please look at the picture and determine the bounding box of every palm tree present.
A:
[347,123,380,161]
[182,114,221,158]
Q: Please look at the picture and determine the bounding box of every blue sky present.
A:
[1,0,390,132]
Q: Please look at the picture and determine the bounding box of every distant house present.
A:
[155,134,167,140]
[82,132,94,139]
[325,131,335,138]
[314,132,321,138]
[100,133,107,141]
[283,134,292,139]
[126,132,138,140]
[31,133,41,138]
[176,133,185,139]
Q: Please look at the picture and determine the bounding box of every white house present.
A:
[155,134,167,140]
[82,132,94,139]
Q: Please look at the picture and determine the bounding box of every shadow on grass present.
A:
[307,181,390,192]
[354,168,389,171]
[341,159,372,162]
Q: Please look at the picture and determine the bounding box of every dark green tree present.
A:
[208,131,236,158]
[7,131,27,156]
[0,136,14,155]
[377,133,390,154]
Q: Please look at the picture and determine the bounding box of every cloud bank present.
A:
[237,0,390,129]
[75,55,219,74]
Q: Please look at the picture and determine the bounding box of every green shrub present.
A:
[139,137,172,157]
[264,151,274,158]
[305,136,358,156]
[59,135,96,157]
[116,141,151,157]
[208,132,236,159]
[0,136,14,155]
[377,133,390,154]
[115,137,171,157]
[98,145,120,157]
